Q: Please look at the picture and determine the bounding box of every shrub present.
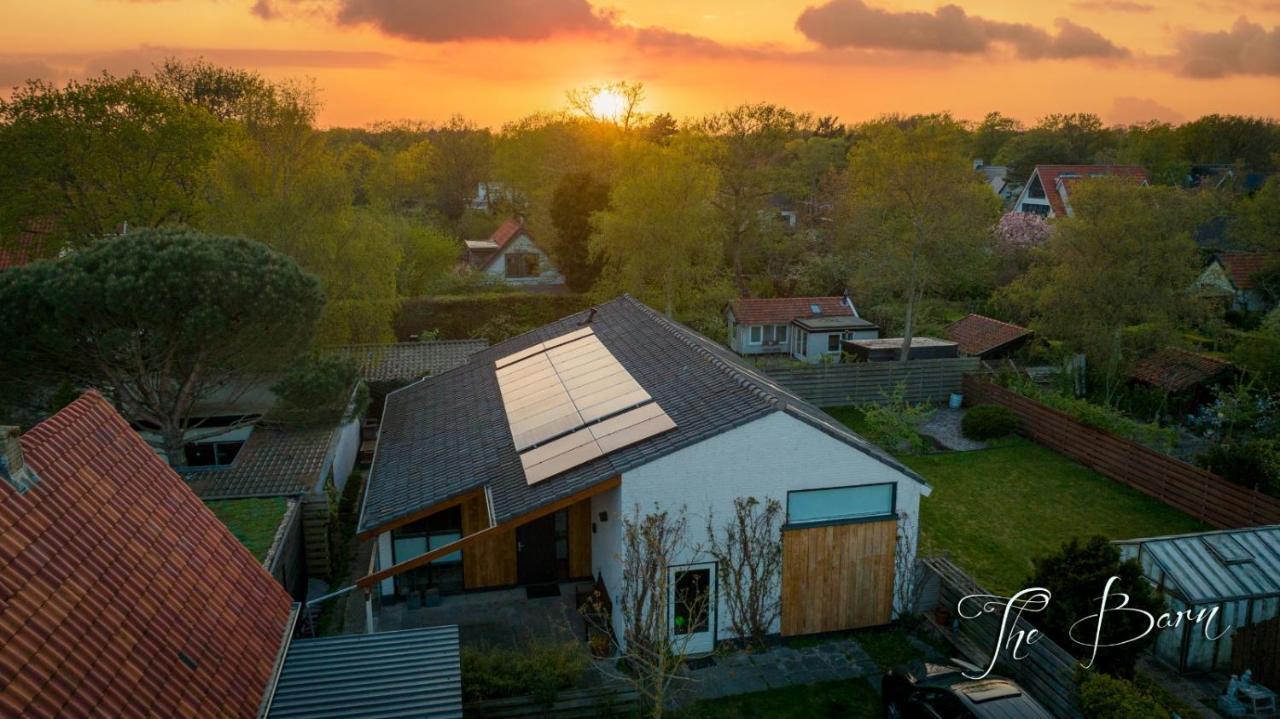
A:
[1197,439,1280,496]
[1077,671,1170,719]
[461,641,589,705]
[995,373,1177,452]
[859,383,935,455]
[961,404,1018,441]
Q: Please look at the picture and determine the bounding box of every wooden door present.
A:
[780,517,897,636]
[517,513,558,584]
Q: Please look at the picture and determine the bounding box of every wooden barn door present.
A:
[780,518,896,636]
[1232,615,1280,692]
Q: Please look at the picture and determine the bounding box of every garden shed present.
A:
[1115,526,1280,682]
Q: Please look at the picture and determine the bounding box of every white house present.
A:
[356,295,930,650]
[465,218,565,290]
[724,296,879,364]
[1012,164,1149,218]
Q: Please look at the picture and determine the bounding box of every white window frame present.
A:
[749,325,763,345]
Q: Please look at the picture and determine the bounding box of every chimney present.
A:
[0,426,37,493]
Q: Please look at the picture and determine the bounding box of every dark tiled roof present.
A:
[186,425,336,499]
[330,340,488,383]
[1032,165,1149,217]
[944,314,1032,357]
[1129,347,1232,394]
[0,391,293,718]
[267,626,462,719]
[1218,251,1276,291]
[728,296,852,325]
[361,295,926,534]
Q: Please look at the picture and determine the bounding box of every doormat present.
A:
[526,583,561,599]
[685,656,717,671]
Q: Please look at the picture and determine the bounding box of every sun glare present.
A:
[590,88,627,121]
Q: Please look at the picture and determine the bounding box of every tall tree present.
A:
[0,72,226,249]
[590,144,727,318]
[1232,176,1280,250]
[994,113,1116,180]
[426,115,492,221]
[549,171,609,292]
[999,178,1206,401]
[1178,114,1280,172]
[0,229,324,465]
[969,111,1021,165]
[840,116,1002,360]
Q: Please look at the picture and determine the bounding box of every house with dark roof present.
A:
[1194,251,1277,313]
[0,391,462,718]
[943,314,1033,360]
[1012,165,1149,218]
[356,295,930,650]
[724,295,878,364]
[465,218,565,290]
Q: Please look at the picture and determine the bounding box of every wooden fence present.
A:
[763,357,981,406]
[921,557,1084,719]
[962,376,1280,529]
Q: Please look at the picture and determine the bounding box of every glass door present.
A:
[669,562,716,655]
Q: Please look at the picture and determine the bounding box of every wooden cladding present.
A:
[568,499,592,579]
[963,376,1280,529]
[780,518,896,636]
[461,492,516,589]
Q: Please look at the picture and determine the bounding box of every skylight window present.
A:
[495,328,676,485]
[810,304,822,315]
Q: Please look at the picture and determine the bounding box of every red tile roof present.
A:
[488,218,524,250]
[728,296,853,325]
[1218,251,1276,291]
[1129,347,1232,393]
[0,218,57,271]
[0,391,293,719]
[1033,165,1149,217]
[943,314,1032,357]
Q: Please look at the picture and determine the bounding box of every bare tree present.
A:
[582,503,708,718]
[565,81,646,130]
[893,512,928,620]
[705,496,783,649]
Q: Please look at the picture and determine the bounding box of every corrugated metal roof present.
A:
[267,626,462,719]
[1119,526,1280,604]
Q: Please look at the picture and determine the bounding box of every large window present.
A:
[183,440,244,468]
[673,568,711,635]
[787,483,895,526]
[826,334,841,352]
[749,325,763,344]
[392,506,464,596]
[505,252,540,278]
[763,324,788,346]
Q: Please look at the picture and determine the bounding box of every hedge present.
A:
[395,292,594,342]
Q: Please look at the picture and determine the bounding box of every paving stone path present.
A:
[918,407,987,452]
[670,638,880,703]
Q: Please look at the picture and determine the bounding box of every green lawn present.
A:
[900,438,1207,594]
[678,678,882,718]
[205,497,288,561]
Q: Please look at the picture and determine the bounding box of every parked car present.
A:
[882,660,1053,718]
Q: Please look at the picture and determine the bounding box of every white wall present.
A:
[613,411,928,643]
[329,417,361,495]
[482,233,565,286]
[590,485,623,610]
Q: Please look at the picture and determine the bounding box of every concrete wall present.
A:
[482,234,565,287]
[613,411,927,644]
[330,417,360,495]
[263,498,307,599]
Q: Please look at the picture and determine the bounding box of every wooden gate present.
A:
[1233,615,1280,692]
[780,517,896,636]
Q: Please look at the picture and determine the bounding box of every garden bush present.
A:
[995,373,1177,452]
[461,641,589,705]
[1197,439,1280,496]
[1077,671,1170,719]
[961,404,1018,441]
[859,383,934,455]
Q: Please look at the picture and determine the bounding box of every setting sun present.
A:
[589,88,628,122]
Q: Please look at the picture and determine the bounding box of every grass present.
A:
[204,497,288,561]
[678,678,882,718]
[900,438,1207,594]
[823,406,874,437]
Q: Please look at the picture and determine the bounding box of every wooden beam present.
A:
[357,476,620,589]
[357,487,486,541]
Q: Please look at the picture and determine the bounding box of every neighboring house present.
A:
[0,217,56,271]
[1128,347,1233,413]
[0,391,462,719]
[331,339,488,385]
[842,337,959,363]
[1194,251,1277,313]
[1012,164,1149,218]
[356,295,931,651]
[974,160,1018,205]
[944,314,1032,360]
[465,218,566,290]
[724,295,879,364]
[1115,527,1280,678]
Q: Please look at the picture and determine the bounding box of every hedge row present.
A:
[394,292,594,342]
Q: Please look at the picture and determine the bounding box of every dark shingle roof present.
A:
[267,626,461,719]
[361,295,926,534]
[186,426,336,499]
[330,340,487,383]
[1,391,293,718]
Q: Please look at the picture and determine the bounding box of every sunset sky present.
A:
[3,0,1279,128]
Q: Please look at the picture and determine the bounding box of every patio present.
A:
[373,580,593,649]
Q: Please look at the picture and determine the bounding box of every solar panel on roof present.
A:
[496,327,675,485]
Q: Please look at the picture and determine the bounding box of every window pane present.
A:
[827,334,840,352]
[777,325,788,341]
[750,326,762,343]
[429,532,462,564]
[674,569,710,635]
[788,484,894,524]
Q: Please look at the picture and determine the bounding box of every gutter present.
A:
[256,602,301,719]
